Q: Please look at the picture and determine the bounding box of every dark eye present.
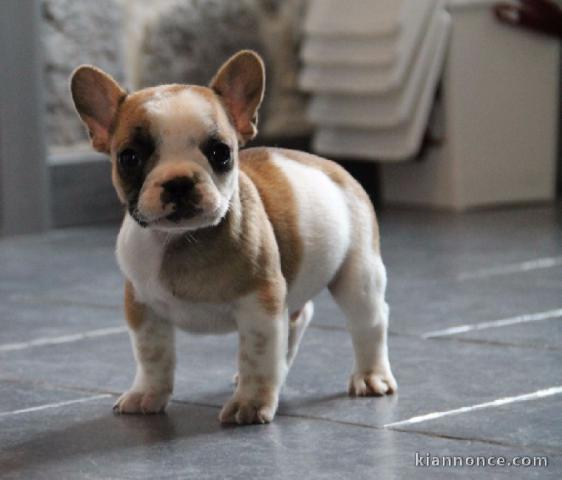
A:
[203,139,232,172]
[118,149,141,170]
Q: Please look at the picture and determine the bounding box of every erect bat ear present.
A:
[210,50,265,145]
[70,65,126,153]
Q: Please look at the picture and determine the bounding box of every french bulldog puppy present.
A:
[70,50,396,425]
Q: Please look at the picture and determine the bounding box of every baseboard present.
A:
[48,149,123,228]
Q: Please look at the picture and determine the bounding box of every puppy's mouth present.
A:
[164,205,204,223]
[129,206,149,228]
[129,203,222,230]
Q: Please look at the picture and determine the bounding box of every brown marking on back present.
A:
[240,148,303,286]
[269,148,381,254]
[268,149,383,298]
[124,280,144,330]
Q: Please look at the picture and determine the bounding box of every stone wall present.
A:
[41,0,127,147]
[42,0,310,148]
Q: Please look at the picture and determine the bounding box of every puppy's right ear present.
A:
[70,66,126,153]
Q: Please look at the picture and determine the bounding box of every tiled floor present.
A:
[1,205,561,479]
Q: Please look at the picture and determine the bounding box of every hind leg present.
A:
[330,252,397,396]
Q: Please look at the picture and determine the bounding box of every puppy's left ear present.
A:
[210,50,265,145]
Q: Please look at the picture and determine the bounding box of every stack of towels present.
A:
[300,0,451,161]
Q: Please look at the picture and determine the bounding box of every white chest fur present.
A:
[116,215,237,334]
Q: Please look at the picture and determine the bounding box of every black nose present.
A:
[161,177,195,205]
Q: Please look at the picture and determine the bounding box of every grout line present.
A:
[457,256,562,281]
[384,386,562,429]
[0,376,122,398]
[423,309,562,339]
[0,394,111,418]
[5,294,121,311]
[0,326,128,352]
[428,335,562,352]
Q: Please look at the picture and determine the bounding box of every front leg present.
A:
[220,283,288,425]
[114,281,176,414]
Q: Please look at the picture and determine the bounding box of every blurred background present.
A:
[0,0,560,236]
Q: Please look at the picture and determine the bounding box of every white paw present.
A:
[219,391,278,425]
[348,369,397,397]
[113,389,171,414]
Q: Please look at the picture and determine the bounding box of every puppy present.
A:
[70,50,397,424]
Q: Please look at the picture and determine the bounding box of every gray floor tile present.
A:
[380,206,562,268]
[454,317,562,350]
[0,299,121,345]
[392,395,562,452]
[0,225,121,307]
[0,396,559,480]
[386,266,562,335]
[0,380,88,414]
[378,208,562,304]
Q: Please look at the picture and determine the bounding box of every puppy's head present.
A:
[70,50,265,232]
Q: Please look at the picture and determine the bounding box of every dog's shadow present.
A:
[0,401,221,476]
